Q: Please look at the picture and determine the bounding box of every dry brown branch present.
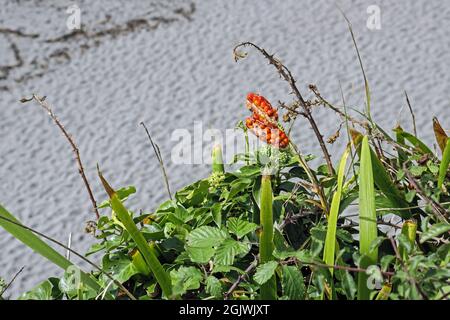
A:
[404,91,417,137]
[140,122,172,200]
[233,41,335,175]
[224,256,258,300]
[20,94,100,220]
[403,165,449,223]
[0,266,24,297]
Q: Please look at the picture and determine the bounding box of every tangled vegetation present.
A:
[0,34,449,300]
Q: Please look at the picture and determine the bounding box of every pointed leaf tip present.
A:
[97,164,116,198]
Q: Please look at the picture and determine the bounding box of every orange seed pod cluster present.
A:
[245,93,289,148]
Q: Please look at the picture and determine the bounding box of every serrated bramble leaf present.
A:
[186,226,227,248]
[214,239,249,266]
[281,265,305,300]
[254,261,278,285]
[227,217,258,238]
[205,276,223,298]
[170,266,203,296]
[186,246,215,264]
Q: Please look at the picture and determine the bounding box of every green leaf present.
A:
[227,217,258,239]
[205,276,223,298]
[0,204,99,292]
[351,130,411,218]
[19,278,61,300]
[281,265,305,300]
[98,172,172,298]
[394,127,433,155]
[254,261,278,285]
[214,239,249,266]
[340,271,357,300]
[170,266,203,297]
[98,185,136,208]
[102,254,139,284]
[420,222,450,243]
[438,139,450,188]
[358,136,378,300]
[186,246,215,264]
[186,226,227,248]
[323,147,350,275]
[397,234,413,255]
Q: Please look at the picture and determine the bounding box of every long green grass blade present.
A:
[98,170,173,298]
[0,204,99,292]
[259,174,277,300]
[351,129,411,218]
[323,147,350,274]
[357,136,378,300]
[438,139,450,188]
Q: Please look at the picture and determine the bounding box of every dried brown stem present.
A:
[233,42,335,175]
[0,266,24,297]
[21,95,100,220]
[403,165,449,223]
[404,91,417,137]
[224,256,258,300]
[140,122,172,200]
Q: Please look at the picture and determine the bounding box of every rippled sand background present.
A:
[1,0,449,297]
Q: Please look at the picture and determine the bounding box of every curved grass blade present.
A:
[323,146,350,274]
[357,136,378,300]
[259,174,277,300]
[0,204,102,295]
[98,168,173,299]
[351,129,411,218]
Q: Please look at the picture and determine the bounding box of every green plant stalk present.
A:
[98,170,173,298]
[323,146,350,297]
[357,136,378,300]
[399,219,417,260]
[259,174,277,300]
[0,204,100,292]
[438,139,450,188]
[212,144,225,174]
[375,283,392,300]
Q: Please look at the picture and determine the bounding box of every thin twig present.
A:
[224,256,258,300]
[309,84,366,127]
[0,215,136,300]
[233,42,335,175]
[404,91,417,137]
[21,94,100,219]
[404,165,449,223]
[140,122,172,200]
[0,266,25,297]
